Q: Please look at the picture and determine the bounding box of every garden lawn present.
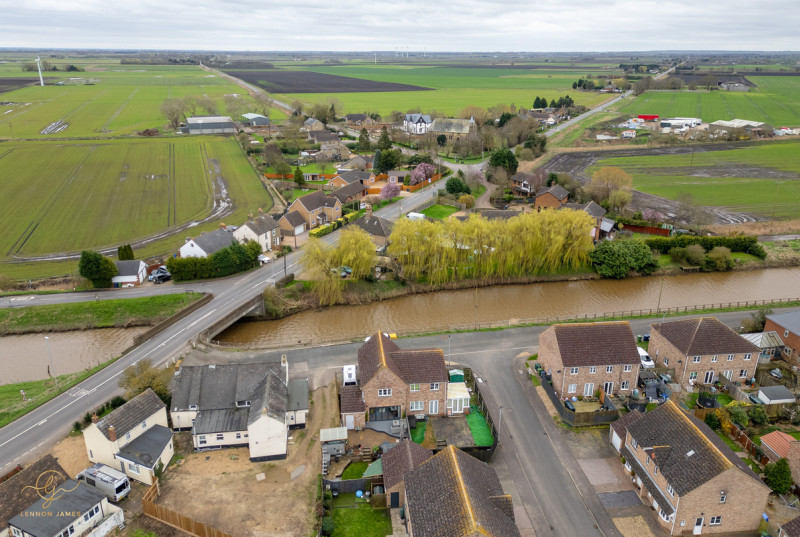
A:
[466,406,495,447]
[410,422,426,444]
[421,204,459,220]
[341,461,368,480]
[331,502,392,537]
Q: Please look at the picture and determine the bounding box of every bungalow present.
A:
[429,117,475,142]
[617,400,770,535]
[280,190,342,231]
[82,389,173,485]
[241,113,270,126]
[304,117,324,131]
[8,481,124,537]
[308,130,339,144]
[765,310,800,363]
[329,181,367,206]
[387,170,409,184]
[328,170,375,188]
[381,439,432,508]
[538,322,641,399]
[233,213,280,253]
[340,155,370,171]
[111,260,147,287]
[170,362,290,461]
[0,455,69,537]
[345,113,373,127]
[533,184,569,211]
[352,214,393,249]
[179,227,235,258]
[404,445,521,537]
[403,113,432,135]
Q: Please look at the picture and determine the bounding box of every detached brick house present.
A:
[618,400,770,535]
[327,170,375,189]
[648,317,760,386]
[340,333,447,431]
[510,171,539,197]
[534,184,569,211]
[538,322,641,399]
[278,190,342,233]
[765,310,800,363]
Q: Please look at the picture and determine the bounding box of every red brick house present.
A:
[618,400,770,535]
[278,190,341,233]
[340,333,447,431]
[765,310,800,364]
[538,322,641,399]
[648,317,760,386]
[327,170,375,188]
[534,184,569,211]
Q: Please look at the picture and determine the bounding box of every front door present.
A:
[603,382,614,395]
[390,492,399,508]
[704,371,714,384]
[429,400,439,415]
[694,517,704,535]
[345,414,354,430]
[584,383,594,397]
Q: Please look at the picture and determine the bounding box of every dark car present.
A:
[153,273,172,284]
[564,400,576,412]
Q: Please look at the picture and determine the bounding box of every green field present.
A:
[619,77,800,126]
[274,64,617,116]
[591,141,800,219]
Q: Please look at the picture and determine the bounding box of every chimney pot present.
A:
[91,414,99,424]
[220,222,226,230]
[108,425,117,442]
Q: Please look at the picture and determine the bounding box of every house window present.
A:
[659,509,671,522]
[125,432,131,441]
[410,384,420,392]
[727,354,734,361]
[740,369,748,378]
[664,358,669,366]
[84,513,90,522]
[410,401,424,412]
[236,433,242,440]
[570,367,579,375]
[689,372,698,380]
[693,356,701,363]
[589,366,596,374]
[786,347,793,355]
[654,465,658,475]
[141,420,147,429]
[645,455,650,466]
[720,493,726,504]
[624,365,632,373]
[711,355,718,362]
[710,516,721,525]
[606,366,613,373]
[199,435,207,445]
[93,505,99,515]
[621,381,630,390]
[667,483,674,497]
[430,383,439,391]
[378,388,392,397]
[568,384,577,394]
[631,438,638,450]
[128,463,140,474]
[786,330,790,338]
[189,404,198,411]
[216,433,224,441]
[12,528,22,537]
[744,353,752,361]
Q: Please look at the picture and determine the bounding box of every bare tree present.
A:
[253,92,272,116]
[160,98,186,129]
[198,95,218,115]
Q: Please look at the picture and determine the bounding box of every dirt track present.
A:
[541,143,766,224]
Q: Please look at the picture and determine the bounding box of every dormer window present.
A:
[236,400,251,408]
[189,404,199,411]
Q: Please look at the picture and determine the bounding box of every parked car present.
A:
[564,400,576,412]
[770,368,783,379]
[637,347,655,369]
[153,273,171,284]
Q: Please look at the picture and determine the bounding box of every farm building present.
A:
[180,227,235,258]
[241,113,270,126]
[186,116,235,135]
[638,114,660,121]
[112,260,147,287]
[709,119,771,137]
[660,117,702,128]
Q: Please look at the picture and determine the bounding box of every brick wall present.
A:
[765,319,800,364]
[649,330,755,385]
[363,368,408,416]
[534,193,565,211]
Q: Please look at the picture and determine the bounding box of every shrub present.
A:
[590,240,658,278]
[321,517,336,536]
[684,244,706,266]
[728,405,749,428]
[704,412,721,430]
[706,246,733,271]
[458,194,475,209]
[446,176,470,195]
[765,458,793,494]
[668,247,687,263]
[643,235,764,258]
[748,405,768,426]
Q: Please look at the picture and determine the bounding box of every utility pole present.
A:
[45,336,56,387]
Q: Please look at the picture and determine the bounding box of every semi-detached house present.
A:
[765,310,800,364]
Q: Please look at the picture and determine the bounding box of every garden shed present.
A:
[320,427,348,456]
[758,385,795,405]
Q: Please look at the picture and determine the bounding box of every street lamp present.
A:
[45,336,56,387]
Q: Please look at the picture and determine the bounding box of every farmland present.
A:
[258,63,618,116]
[223,69,432,93]
[0,136,271,278]
[590,141,800,219]
[618,76,800,126]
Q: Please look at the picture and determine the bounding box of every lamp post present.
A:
[45,336,56,387]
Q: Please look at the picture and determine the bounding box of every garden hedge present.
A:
[644,235,766,259]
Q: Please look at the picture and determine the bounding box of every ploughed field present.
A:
[222,68,433,93]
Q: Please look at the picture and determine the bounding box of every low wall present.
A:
[200,294,263,342]
[133,292,213,346]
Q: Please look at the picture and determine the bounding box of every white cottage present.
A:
[233,213,280,253]
[179,227,235,258]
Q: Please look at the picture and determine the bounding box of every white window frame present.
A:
[740,369,748,378]
[378,388,392,397]
[667,483,674,497]
[720,493,726,504]
[589,366,596,374]
[128,462,140,474]
[141,420,147,429]
[216,433,224,441]
[409,401,423,412]
[689,372,698,380]
[624,364,632,372]
[410,383,420,392]
[606,365,613,373]
[570,367,579,375]
[631,438,638,450]
[710,516,721,526]
[744,353,752,361]
[664,357,669,366]
[727,354,734,361]
[711,355,718,362]
[786,330,790,337]
[621,381,630,390]
[199,435,207,446]
[12,528,22,537]
[568,384,577,394]
[125,432,131,441]
[659,509,671,522]
[693,356,701,363]
[430,383,439,391]
[189,404,199,411]
[236,433,241,440]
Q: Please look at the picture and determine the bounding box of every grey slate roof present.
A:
[339,384,365,413]
[536,184,569,201]
[0,455,68,532]
[241,214,279,236]
[782,515,800,537]
[353,215,394,238]
[192,408,249,434]
[96,388,164,441]
[561,200,606,219]
[337,170,373,185]
[304,117,322,127]
[767,310,800,335]
[625,401,764,497]
[171,363,279,412]
[651,317,760,356]
[116,424,172,468]
[382,439,432,490]
[388,170,410,179]
[294,190,340,212]
[405,445,520,537]
[248,371,288,425]
[429,117,473,134]
[330,181,366,203]
[610,409,643,440]
[191,228,235,256]
[114,260,144,276]
[10,480,105,537]
[346,113,368,121]
[405,113,432,124]
[759,385,794,401]
[281,211,307,227]
[288,379,309,412]
[546,322,640,367]
[309,130,339,143]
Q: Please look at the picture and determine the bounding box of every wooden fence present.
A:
[619,224,670,236]
[143,479,233,537]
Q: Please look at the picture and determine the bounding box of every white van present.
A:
[77,463,131,502]
[407,212,425,221]
[637,347,655,369]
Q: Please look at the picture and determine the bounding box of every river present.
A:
[216,268,800,348]
[0,327,148,384]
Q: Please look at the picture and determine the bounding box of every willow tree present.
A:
[300,238,343,306]
[335,228,375,280]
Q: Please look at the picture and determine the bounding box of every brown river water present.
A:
[0,327,148,384]
[217,268,800,348]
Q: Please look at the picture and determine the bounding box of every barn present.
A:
[186,116,235,134]
[241,113,270,126]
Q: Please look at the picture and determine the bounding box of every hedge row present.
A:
[167,241,262,281]
[644,235,766,259]
[308,212,361,238]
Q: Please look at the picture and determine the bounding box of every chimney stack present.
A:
[91,414,99,424]
[108,425,117,442]
[366,204,373,219]
[219,222,226,230]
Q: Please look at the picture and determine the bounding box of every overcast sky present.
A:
[1,0,798,52]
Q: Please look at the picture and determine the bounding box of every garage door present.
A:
[345,414,354,430]
[295,225,305,235]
